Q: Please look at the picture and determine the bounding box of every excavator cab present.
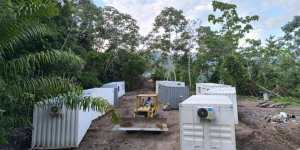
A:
[134,94,159,118]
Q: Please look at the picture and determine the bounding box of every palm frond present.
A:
[0,19,53,55]
[0,0,58,55]
[16,0,59,19]
[57,92,111,112]
[2,50,85,76]
[45,91,120,124]
[9,76,81,101]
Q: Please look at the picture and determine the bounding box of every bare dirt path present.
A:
[75,90,180,150]
[76,92,300,150]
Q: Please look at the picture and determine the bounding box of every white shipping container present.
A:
[83,88,115,105]
[180,95,236,150]
[204,87,238,124]
[102,81,125,98]
[196,83,231,95]
[31,88,114,149]
[155,80,185,93]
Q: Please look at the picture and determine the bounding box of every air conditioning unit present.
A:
[179,95,236,150]
[197,107,215,120]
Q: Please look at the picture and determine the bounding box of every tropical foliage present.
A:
[145,1,300,98]
[0,0,112,144]
[1,0,300,146]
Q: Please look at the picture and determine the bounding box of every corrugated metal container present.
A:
[196,83,231,95]
[180,95,236,150]
[204,87,239,124]
[102,81,125,98]
[296,115,300,123]
[155,80,185,93]
[31,88,114,149]
[158,85,189,109]
[32,104,78,149]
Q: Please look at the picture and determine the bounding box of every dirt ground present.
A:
[236,99,300,150]
[76,91,300,150]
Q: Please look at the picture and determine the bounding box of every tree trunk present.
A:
[188,53,192,87]
[173,67,176,81]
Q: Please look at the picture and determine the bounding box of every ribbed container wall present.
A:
[155,80,185,93]
[32,88,113,149]
[196,83,231,95]
[158,85,189,109]
[31,105,79,149]
[204,87,239,124]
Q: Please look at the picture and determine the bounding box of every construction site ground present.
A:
[76,90,300,150]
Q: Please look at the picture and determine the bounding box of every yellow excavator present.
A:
[114,94,168,132]
[134,94,159,118]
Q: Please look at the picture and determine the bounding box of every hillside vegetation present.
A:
[0,0,300,144]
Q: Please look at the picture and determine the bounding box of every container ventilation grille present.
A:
[182,123,204,142]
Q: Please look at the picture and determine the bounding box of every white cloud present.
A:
[262,15,288,32]
[102,0,215,36]
[194,3,212,12]
[99,0,300,42]
[239,29,263,47]
[246,29,262,40]
[262,0,300,13]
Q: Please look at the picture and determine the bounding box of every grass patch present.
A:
[272,97,300,106]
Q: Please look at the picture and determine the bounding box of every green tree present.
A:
[79,51,108,88]
[150,7,189,54]
[75,0,102,51]
[42,0,102,56]
[196,1,259,94]
[197,0,259,60]
[0,0,112,144]
[208,0,259,54]
[282,16,300,55]
[146,7,190,81]
[220,54,250,94]
[69,4,148,90]
[96,6,140,52]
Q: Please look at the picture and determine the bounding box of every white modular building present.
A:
[180,95,236,150]
[83,88,116,106]
[196,83,231,95]
[102,81,125,98]
[204,87,238,124]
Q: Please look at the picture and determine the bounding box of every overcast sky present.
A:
[93,0,300,41]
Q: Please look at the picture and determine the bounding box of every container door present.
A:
[181,107,204,150]
[210,106,236,150]
[114,88,118,105]
[158,85,168,104]
[160,86,189,109]
[189,106,205,150]
[176,87,189,104]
